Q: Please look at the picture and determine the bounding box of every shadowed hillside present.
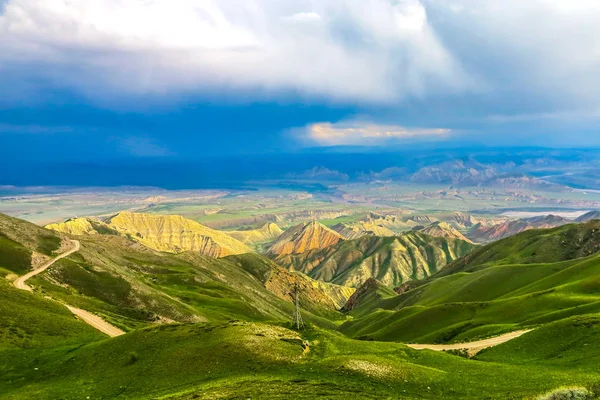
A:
[273,232,476,287]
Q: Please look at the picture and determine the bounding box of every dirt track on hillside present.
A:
[407,330,533,355]
[13,239,125,337]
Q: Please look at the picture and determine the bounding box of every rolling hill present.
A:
[339,220,600,345]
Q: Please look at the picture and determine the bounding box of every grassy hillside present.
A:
[444,221,600,277]
[0,213,63,277]
[0,279,104,350]
[339,222,600,344]
[21,233,349,331]
[478,314,600,368]
[1,321,599,400]
[274,232,476,288]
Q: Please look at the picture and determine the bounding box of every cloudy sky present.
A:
[1,0,600,161]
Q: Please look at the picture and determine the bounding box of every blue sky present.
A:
[1,0,600,163]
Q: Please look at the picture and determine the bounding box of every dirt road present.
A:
[13,239,125,338]
[66,305,125,337]
[13,240,81,291]
[407,329,533,355]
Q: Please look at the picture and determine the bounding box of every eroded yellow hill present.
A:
[46,212,253,258]
[267,221,343,256]
[225,223,284,246]
[105,212,253,257]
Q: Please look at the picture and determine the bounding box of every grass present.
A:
[0,279,104,350]
[1,322,599,399]
[0,234,32,276]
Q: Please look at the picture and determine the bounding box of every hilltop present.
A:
[267,221,343,256]
[418,221,473,243]
[272,232,476,287]
[331,221,395,239]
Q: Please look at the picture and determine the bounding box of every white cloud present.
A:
[0,0,469,103]
[1,0,600,114]
[301,120,451,146]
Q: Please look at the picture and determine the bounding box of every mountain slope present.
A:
[273,232,476,288]
[331,221,395,239]
[224,223,283,248]
[267,221,343,256]
[418,221,473,243]
[576,210,600,222]
[468,214,570,243]
[105,212,253,257]
[443,220,600,276]
[0,213,65,277]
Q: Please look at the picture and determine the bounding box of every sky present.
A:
[1,0,600,163]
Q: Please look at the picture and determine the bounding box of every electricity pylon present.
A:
[291,283,305,330]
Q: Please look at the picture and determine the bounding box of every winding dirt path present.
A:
[407,329,533,355]
[13,240,81,291]
[13,239,125,338]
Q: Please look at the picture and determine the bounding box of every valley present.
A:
[2,191,600,398]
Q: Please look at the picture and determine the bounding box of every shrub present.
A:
[127,351,139,365]
[536,387,594,400]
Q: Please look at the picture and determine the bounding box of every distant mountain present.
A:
[287,166,349,181]
[272,232,476,288]
[331,221,395,239]
[225,223,283,248]
[267,221,343,257]
[418,221,473,243]
[46,212,253,258]
[448,212,479,228]
[410,158,497,185]
[575,210,600,222]
[468,214,570,243]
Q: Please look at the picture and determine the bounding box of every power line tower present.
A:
[291,282,305,331]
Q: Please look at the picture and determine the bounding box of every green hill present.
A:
[0,213,63,277]
[340,222,600,344]
[443,221,600,277]
[2,321,599,400]
[273,232,476,288]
